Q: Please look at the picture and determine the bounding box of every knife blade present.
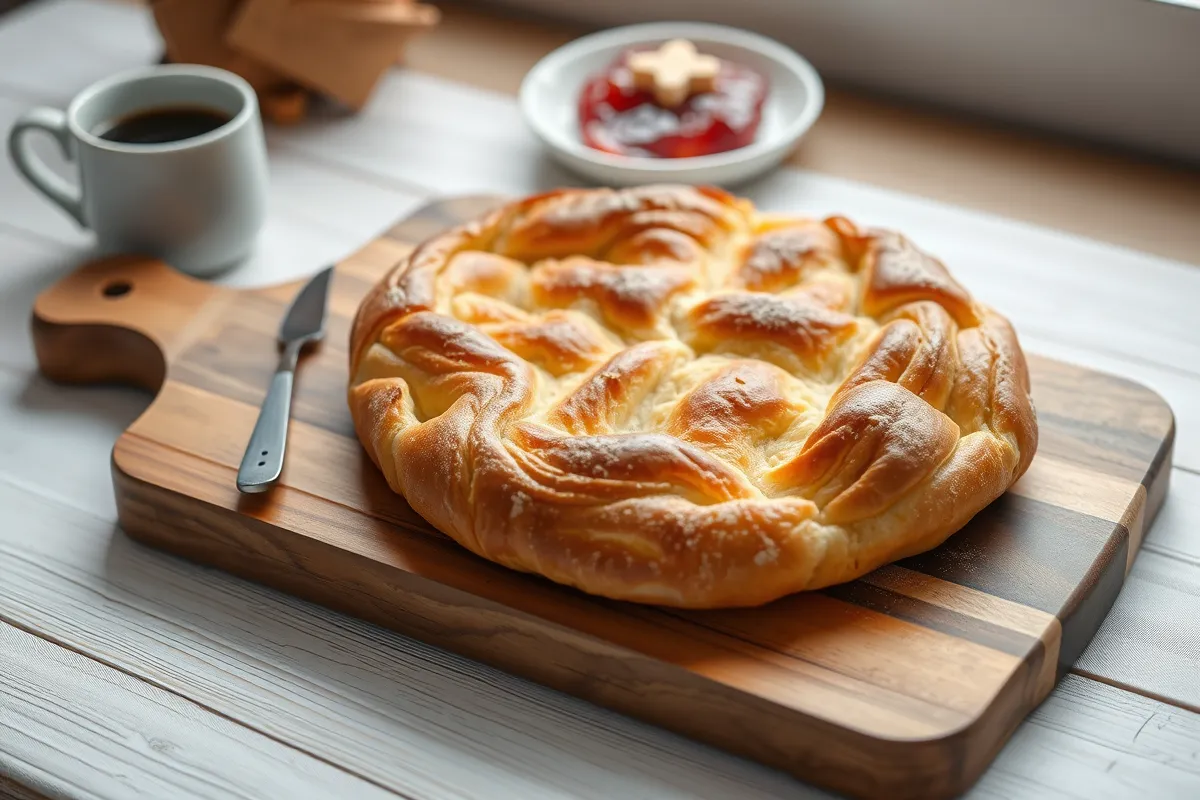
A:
[236,266,334,493]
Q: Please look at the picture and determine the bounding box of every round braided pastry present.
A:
[349,186,1037,608]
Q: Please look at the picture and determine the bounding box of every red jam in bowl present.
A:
[579,50,768,159]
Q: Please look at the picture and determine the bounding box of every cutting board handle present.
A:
[32,254,228,392]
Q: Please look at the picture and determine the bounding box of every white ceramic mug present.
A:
[7,64,268,277]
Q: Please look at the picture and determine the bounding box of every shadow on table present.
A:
[15,369,145,427]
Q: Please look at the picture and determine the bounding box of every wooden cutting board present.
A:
[31,196,1174,800]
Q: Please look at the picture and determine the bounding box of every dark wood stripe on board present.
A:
[1029,357,1174,485]
[898,494,1127,671]
[822,580,1040,657]
[1143,434,1176,536]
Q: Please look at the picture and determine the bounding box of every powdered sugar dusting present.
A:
[510,490,530,519]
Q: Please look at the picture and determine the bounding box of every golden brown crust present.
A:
[349,186,1038,608]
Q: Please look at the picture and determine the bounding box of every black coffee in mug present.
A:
[94,105,232,145]
[10,64,268,277]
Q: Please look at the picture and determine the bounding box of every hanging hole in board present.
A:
[102,280,132,298]
[257,461,266,467]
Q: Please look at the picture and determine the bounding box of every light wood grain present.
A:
[0,233,88,368]
[0,620,404,800]
[1076,551,1200,714]
[1141,468,1200,564]
[1014,335,1200,474]
[978,674,1200,800]
[0,0,160,104]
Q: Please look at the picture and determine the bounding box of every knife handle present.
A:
[236,367,295,493]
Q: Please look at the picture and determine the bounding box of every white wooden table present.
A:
[1,2,1199,798]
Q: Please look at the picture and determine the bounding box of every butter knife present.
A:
[236,266,334,493]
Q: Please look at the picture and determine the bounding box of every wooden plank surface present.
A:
[1076,550,1200,714]
[1,1,1199,798]
[23,194,1173,799]
[0,620,402,800]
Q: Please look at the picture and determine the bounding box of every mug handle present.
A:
[7,107,86,227]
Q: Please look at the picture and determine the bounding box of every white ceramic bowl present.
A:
[519,22,824,187]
